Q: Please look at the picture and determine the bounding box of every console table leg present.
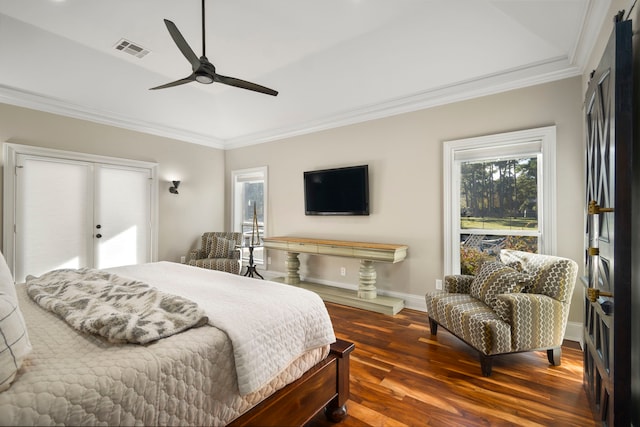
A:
[358,259,377,299]
[285,252,301,285]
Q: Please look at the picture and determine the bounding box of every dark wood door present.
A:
[583,15,633,426]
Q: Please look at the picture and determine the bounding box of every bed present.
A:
[0,259,353,426]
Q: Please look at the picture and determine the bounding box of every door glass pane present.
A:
[15,156,92,282]
[95,165,151,269]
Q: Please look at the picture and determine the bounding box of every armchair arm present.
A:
[494,293,569,351]
[444,275,475,293]
[189,248,206,261]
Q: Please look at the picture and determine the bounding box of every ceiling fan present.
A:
[150,0,278,96]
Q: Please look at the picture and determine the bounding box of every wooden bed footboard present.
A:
[229,339,355,426]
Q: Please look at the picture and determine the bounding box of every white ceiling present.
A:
[0,1,610,149]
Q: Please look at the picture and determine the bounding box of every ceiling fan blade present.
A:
[215,74,278,96]
[163,19,201,71]
[149,75,196,90]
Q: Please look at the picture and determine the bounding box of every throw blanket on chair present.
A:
[26,268,208,344]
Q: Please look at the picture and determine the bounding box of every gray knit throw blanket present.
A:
[26,268,208,344]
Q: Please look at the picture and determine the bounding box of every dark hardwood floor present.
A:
[308,302,596,427]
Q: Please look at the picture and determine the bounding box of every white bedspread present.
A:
[107,262,336,395]
[0,285,329,426]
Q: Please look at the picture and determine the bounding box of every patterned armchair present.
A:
[188,232,242,274]
[425,249,578,376]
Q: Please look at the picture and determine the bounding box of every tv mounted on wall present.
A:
[304,165,369,215]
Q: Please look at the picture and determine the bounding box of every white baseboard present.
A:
[261,269,584,346]
[262,270,429,311]
[564,321,583,347]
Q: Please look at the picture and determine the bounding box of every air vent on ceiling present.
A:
[114,38,150,58]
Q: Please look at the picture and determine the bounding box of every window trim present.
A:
[443,126,557,274]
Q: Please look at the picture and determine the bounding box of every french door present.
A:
[15,155,94,282]
[94,164,153,269]
[4,144,158,282]
[583,15,632,425]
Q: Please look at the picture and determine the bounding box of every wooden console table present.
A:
[263,237,408,315]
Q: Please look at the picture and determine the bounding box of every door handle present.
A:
[588,201,614,215]
[587,288,613,315]
[587,288,613,302]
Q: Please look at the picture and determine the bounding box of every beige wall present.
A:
[225,76,586,323]
[0,103,225,263]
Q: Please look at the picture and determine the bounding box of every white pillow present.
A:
[0,251,32,392]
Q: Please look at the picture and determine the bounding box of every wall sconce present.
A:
[169,180,180,194]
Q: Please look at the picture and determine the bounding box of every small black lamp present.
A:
[169,180,180,194]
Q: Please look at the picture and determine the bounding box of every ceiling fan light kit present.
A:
[195,73,214,84]
[150,0,278,96]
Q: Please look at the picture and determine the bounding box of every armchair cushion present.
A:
[469,261,530,310]
[208,236,237,259]
[427,292,512,355]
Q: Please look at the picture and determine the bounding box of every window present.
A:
[443,126,556,274]
[231,167,267,265]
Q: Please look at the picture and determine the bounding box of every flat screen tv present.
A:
[304,165,369,215]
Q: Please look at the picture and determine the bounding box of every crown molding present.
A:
[0,56,582,151]
[0,84,226,149]
[570,0,612,67]
[0,56,580,151]
[225,56,582,149]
